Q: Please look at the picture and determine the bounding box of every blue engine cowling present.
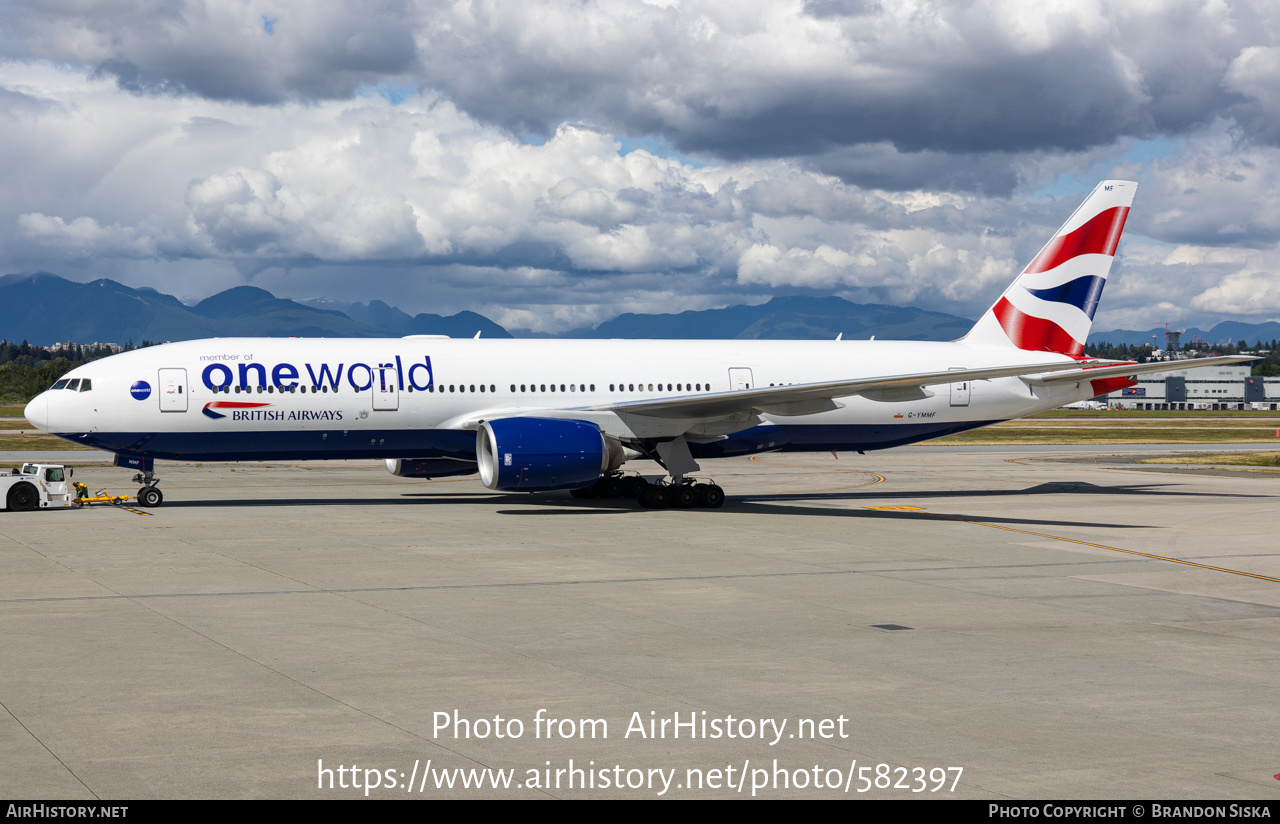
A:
[385,458,478,479]
[476,418,608,492]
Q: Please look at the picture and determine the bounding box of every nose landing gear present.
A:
[132,472,164,508]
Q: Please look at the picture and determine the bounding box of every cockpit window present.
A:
[65,379,80,391]
[79,379,92,392]
[51,379,69,390]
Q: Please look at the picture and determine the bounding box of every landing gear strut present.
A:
[132,471,164,508]
[568,437,727,509]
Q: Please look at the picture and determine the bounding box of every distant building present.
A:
[1101,363,1280,409]
[47,341,123,354]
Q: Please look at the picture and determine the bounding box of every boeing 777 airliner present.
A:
[21,181,1251,508]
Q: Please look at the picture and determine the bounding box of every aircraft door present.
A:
[373,363,399,411]
[949,368,970,407]
[158,368,188,412]
[729,368,754,390]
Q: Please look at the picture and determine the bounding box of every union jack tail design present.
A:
[962,180,1137,356]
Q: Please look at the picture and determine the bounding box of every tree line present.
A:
[0,340,157,403]
[1083,339,1280,376]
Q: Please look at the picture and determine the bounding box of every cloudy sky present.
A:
[3,0,1280,333]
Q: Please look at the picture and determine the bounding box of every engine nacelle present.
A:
[385,458,478,479]
[477,417,625,492]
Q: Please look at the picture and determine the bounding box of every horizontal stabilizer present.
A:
[1023,355,1258,385]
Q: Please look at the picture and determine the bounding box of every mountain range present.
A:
[518,295,975,341]
[0,272,975,345]
[0,273,509,345]
[3,271,1279,349]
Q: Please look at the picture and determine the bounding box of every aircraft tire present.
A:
[599,477,625,498]
[674,485,699,508]
[6,483,38,512]
[630,478,650,501]
[570,484,598,499]
[697,484,725,508]
[645,485,672,509]
[138,487,163,508]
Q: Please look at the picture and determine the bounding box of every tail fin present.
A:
[962,180,1137,356]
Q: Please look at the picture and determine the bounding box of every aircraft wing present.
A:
[592,359,1104,420]
[1022,355,1258,385]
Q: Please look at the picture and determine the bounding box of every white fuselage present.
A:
[24,337,1092,466]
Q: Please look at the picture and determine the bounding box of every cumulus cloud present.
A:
[0,0,416,103]
[18,213,157,258]
[1,0,1271,191]
[3,2,1280,331]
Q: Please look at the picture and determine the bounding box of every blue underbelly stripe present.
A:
[56,420,1000,462]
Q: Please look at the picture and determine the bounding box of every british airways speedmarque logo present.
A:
[202,401,269,420]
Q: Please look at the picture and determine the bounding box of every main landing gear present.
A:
[132,471,164,508]
[568,437,724,509]
[570,472,725,509]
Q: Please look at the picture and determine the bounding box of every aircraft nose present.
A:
[24,394,49,431]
